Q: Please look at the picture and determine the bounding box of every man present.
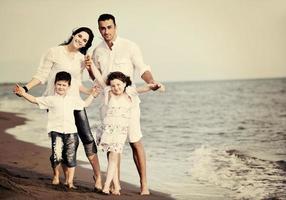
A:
[87,13,163,195]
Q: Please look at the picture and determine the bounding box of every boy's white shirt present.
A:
[36,94,85,134]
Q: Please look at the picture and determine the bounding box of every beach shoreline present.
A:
[0,111,174,200]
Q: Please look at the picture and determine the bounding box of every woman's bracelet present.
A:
[23,86,29,93]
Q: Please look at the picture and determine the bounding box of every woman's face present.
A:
[110,78,126,96]
[71,31,89,49]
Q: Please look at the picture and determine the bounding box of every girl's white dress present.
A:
[97,86,139,153]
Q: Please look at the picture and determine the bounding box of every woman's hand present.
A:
[91,85,102,98]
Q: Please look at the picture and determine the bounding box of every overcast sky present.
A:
[1,0,286,83]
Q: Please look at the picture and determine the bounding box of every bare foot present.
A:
[52,177,60,185]
[140,187,150,195]
[93,175,102,191]
[111,190,121,195]
[101,189,110,195]
[67,183,77,189]
[111,184,121,195]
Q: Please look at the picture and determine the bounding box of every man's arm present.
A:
[141,71,161,91]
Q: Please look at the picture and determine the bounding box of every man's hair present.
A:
[98,13,116,26]
[54,71,71,86]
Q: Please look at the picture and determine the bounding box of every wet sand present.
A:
[0,111,174,200]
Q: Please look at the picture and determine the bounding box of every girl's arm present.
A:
[136,83,165,94]
[84,55,106,88]
[79,85,94,95]
[83,86,101,107]
[14,84,38,105]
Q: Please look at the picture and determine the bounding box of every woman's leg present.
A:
[74,110,102,189]
[103,152,120,194]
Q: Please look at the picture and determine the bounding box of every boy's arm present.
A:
[14,84,38,104]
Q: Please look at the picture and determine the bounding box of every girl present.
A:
[95,71,163,195]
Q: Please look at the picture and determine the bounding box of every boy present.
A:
[14,71,99,189]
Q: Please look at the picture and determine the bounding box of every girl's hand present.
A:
[84,55,93,71]
[13,84,25,97]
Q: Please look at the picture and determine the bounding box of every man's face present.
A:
[98,19,116,42]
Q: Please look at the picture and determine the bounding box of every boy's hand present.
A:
[13,84,25,97]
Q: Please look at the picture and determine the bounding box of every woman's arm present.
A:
[25,78,41,91]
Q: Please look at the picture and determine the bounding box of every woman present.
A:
[14,27,102,191]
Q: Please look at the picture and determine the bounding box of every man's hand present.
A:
[149,82,165,92]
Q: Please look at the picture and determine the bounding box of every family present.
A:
[13,14,164,196]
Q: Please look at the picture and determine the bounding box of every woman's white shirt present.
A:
[33,46,84,97]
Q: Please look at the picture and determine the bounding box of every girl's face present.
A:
[110,78,126,96]
[54,80,70,96]
[71,31,89,49]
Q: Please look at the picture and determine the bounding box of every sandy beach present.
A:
[0,111,175,200]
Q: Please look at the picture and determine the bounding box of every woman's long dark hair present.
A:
[60,27,94,55]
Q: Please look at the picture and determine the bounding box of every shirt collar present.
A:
[103,36,120,50]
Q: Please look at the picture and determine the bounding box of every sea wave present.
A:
[189,145,286,200]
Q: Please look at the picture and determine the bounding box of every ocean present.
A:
[0,78,285,200]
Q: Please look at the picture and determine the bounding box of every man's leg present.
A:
[130,140,150,195]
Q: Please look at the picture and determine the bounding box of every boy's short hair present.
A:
[54,71,71,85]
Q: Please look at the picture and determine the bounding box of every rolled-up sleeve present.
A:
[33,48,54,84]
[130,43,151,76]
[72,97,85,110]
[36,96,52,109]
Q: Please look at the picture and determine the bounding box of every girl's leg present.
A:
[111,157,121,195]
[103,152,120,194]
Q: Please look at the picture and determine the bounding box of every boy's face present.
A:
[54,80,70,96]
